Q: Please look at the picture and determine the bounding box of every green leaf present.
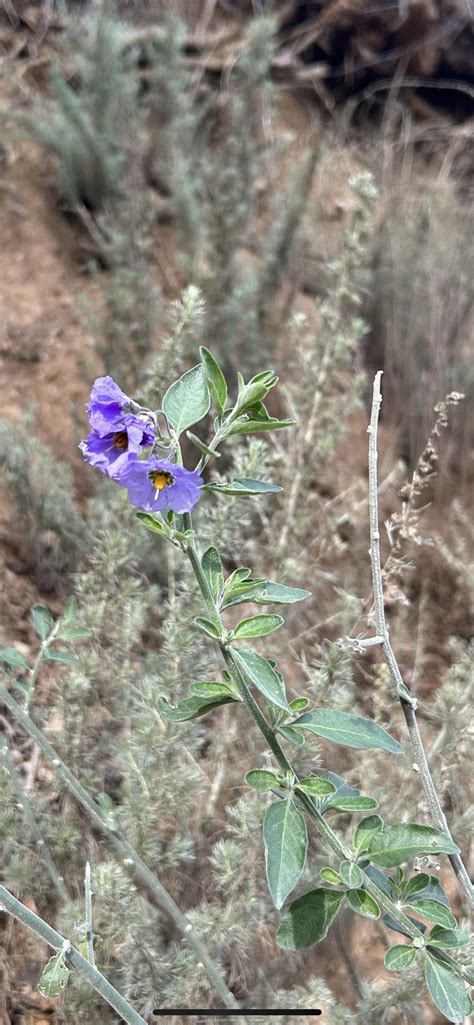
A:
[428,926,471,950]
[189,681,237,699]
[326,795,379,813]
[291,710,403,754]
[233,615,284,639]
[246,769,284,792]
[0,648,29,670]
[233,371,278,416]
[162,364,210,436]
[347,889,381,919]
[295,776,337,797]
[368,824,461,869]
[221,579,267,609]
[424,953,471,1023]
[58,627,91,642]
[136,512,167,535]
[31,605,54,640]
[253,582,311,605]
[406,900,457,930]
[227,416,295,436]
[186,431,221,460]
[320,868,342,886]
[202,477,282,497]
[157,692,236,722]
[276,888,345,950]
[276,725,305,746]
[339,862,364,889]
[194,617,222,640]
[402,873,432,901]
[354,815,384,852]
[411,875,450,908]
[384,945,417,972]
[232,648,291,713]
[201,547,224,602]
[200,346,227,415]
[289,698,310,713]
[45,650,78,666]
[263,798,308,909]
[37,951,69,998]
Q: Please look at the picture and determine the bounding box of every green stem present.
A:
[26,619,61,712]
[182,518,431,943]
[0,685,246,1017]
[0,886,147,1025]
[84,861,95,966]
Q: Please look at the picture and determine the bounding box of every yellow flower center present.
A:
[149,470,174,492]
[113,431,128,450]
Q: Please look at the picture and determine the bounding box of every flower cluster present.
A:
[80,377,203,513]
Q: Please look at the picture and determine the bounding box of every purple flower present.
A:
[86,376,131,436]
[120,457,203,513]
[79,414,155,480]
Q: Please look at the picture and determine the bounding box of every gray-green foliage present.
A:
[0,414,86,590]
[8,1,140,211]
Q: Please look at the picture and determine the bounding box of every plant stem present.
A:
[0,886,147,1025]
[182,519,426,942]
[84,861,95,966]
[26,618,61,712]
[0,736,71,905]
[0,685,246,1017]
[367,371,473,906]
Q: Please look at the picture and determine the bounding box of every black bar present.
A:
[152,1011,322,1017]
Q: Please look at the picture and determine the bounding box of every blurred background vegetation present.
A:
[0,2,472,1023]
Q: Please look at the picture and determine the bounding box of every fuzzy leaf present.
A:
[202,477,282,497]
[402,873,433,901]
[162,364,210,436]
[289,698,310,713]
[232,648,291,713]
[0,648,29,670]
[227,416,295,436]
[201,547,224,602]
[246,769,283,792]
[189,681,237,700]
[233,615,284,639]
[276,725,305,747]
[31,605,54,640]
[264,798,308,909]
[354,815,384,852]
[384,945,417,972]
[347,889,381,919]
[136,512,167,535]
[157,692,236,722]
[295,776,337,797]
[320,868,342,886]
[37,952,69,998]
[276,888,345,950]
[406,900,457,930]
[339,862,364,889]
[326,795,379,813]
[186,431,220,460]
[368,824,461,869]
[194,617,222,640]
[427,926,471,950]
[200,346,227,415]
[424,953,471,1023]
[291,710,403,754]
[45,650,78,666]
[253,582,311,605]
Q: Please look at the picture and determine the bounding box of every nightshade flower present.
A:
[120,457,203,513]
[86,376,132,436]
[79,414,155,480]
